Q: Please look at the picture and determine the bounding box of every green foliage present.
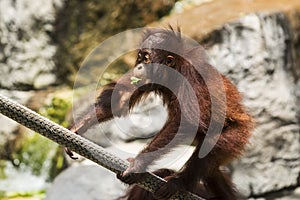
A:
[0,161,6,179]
[0,189,45,199]
[13,132,58,177]
[39,96,72,128]
[12,94,72,179]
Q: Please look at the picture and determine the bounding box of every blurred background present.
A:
[0,0,299,199]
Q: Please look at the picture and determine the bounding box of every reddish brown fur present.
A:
[67,27,253,199]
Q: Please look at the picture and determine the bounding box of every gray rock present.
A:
[206,13,300,196]
[0,0,63,89]
[45,163,126,200]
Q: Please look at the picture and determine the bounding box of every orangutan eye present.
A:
[144,53,151,64]
[166,55,174,65]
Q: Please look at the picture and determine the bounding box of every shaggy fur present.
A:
[68,27,253,200]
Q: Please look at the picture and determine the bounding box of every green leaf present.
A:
[130,76,142,84]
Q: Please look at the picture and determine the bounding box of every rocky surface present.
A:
[204,12,300,198]
[0,0,63,90]
[45,162,127,200]
[157,0,300,40]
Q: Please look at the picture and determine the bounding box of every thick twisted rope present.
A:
[0,94,204,200]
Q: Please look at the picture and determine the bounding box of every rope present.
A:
[0,94,204,200]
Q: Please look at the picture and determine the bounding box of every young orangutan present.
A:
[67,27,253,200]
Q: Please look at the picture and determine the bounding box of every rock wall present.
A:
[0,0,63,90]
[205,12,300,199]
